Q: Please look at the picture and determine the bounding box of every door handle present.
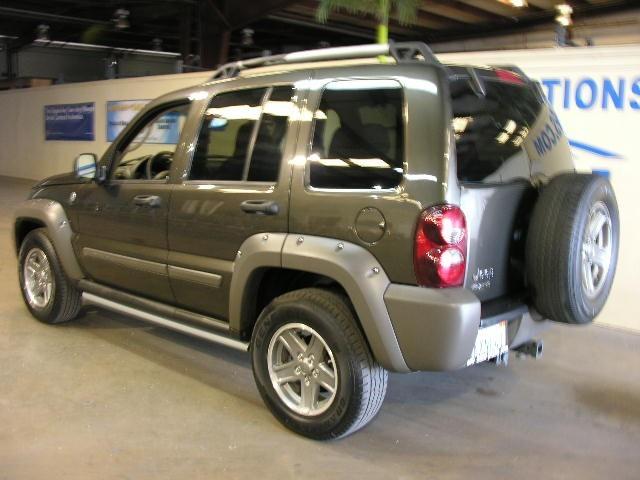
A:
[133,195,162,208]
[240,200,279,215]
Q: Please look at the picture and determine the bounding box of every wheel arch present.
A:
[229,233,410,372]
[13,199,84,281]
[14,217,46,253]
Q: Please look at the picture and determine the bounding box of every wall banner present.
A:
[106,99,149,142]
[106,99,182,144]
[44,102,95,141]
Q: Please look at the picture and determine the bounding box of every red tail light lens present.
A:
[414,204,467,288]
[495,69,525,85]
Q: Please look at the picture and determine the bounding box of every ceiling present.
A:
[0,0,636,63]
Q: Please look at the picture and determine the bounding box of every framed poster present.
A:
[44,102,95,141]
[106,99,149,142]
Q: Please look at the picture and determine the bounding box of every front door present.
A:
[167,83,301,320]
[75,101,191,303]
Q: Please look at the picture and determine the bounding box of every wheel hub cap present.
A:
[23,248,54,309]
[267,323,338,417]
[581,201,613,299]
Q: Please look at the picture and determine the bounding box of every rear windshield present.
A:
[450,77,543,183]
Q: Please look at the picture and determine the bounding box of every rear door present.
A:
[167,81,303,320]
[451,70,572,301]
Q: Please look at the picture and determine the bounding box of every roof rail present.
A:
[208,41,441,80]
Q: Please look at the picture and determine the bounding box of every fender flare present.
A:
[229,233,410,372]
[13,199,84,281]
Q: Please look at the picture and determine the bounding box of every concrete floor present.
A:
[1,176,639,480]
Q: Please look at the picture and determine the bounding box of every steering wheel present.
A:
[146,151,173,180]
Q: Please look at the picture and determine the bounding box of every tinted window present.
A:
[451,78,542,182]
[190,88,265,181]
[114,103,190,181]
[308,82,404,190]
[247,86,294,182]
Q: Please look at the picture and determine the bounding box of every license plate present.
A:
[467,321,508,366]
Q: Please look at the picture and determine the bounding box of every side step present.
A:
[82,292,250,352]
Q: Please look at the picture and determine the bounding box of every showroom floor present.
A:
[1,176,639,480]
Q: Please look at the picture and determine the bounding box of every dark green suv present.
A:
[14,42,619,439]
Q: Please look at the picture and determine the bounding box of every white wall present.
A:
[0,70,211,180]
[0,45,638,332]
[440,45,640,332]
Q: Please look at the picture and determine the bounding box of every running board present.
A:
[82,292,250,352]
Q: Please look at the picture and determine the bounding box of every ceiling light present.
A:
[555,3,573,26]
[113,9,130,30]
[241,28,254,46]
[36,24,50,41]
[498,0,528,7]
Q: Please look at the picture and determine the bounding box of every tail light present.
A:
[495,69,525,85]
[414,204,467,288]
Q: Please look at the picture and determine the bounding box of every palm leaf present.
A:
[316,0,420,25]
[315,0,380,23]
[393,0,421,25]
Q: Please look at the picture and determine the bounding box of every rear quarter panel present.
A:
[289,64,454,285]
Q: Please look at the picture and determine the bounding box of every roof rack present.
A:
[208,41,441,80]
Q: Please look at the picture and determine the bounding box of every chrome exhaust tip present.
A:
[515,340,544,359]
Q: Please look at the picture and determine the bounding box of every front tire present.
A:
[251,288,388,440]
[18,228,82,324]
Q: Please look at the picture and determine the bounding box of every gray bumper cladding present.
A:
[384,285,481,371]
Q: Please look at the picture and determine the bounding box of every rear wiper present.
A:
[467,67,486,98]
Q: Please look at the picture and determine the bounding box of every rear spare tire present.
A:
[526,173,619,324]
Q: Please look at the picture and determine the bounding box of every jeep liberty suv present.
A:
[14,43,619,440]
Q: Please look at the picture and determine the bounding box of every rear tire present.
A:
[251,288,387,440]
[526,173,619,324]
[18,228,82,324]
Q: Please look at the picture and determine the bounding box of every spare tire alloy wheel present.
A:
[23,248,54,310]
[267,323,338,416]
[581,201,613,299]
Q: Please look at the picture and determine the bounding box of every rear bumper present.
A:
[384,285,481,371]
[384,285,548,371]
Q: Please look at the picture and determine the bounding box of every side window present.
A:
[189,86,294,182]
[190,88,265,181]
[247,86,294,182]
[113,103,190,180]
[308,81,404,190]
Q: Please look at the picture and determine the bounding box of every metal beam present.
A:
[419,0,497,23]
[198,0,230,68]
[226,0,299,29]
[526,0,559,9]
[0,6,111,26]
[455,0,526,18]
[428,0,640,42]
[284,3,463,31]
[266,14,377,40]
[180,4,193,59]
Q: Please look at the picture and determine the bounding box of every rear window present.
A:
[308,81,404,190]
[450,78,542,183]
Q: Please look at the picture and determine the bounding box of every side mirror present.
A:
[74,153,98,179]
